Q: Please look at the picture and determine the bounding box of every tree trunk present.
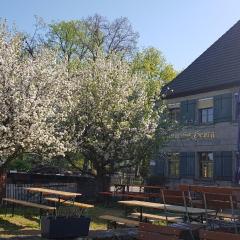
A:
[95,174,111,193]
[0,168,7,201]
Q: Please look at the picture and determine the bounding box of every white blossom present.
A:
[0,24,73,165]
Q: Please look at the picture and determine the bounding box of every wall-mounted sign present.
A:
[171,131,215,140]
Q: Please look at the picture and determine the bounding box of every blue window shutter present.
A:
[214,93,232,122]
[214,151,232,180]
[213,152,222,178]
[188,100,196,125]
[187,152,195,176]
[213,95,221,123]
[180,152,187,177]
[180,101,188,124]
[181,100,196,125]
[222,151,232,180]
[180,152,195,177]
[157,160,165,176]
[221,94,232,122]
[154,153,166,176]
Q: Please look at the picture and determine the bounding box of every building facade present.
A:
[151,21,240,186]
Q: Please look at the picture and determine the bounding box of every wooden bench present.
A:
[139,222,202,240]
[199,229,240,240]
[130,212,183,223]
[2,198,56,216]
[99,215,139,228]
[208,209,240,219]
[139,222,183,240]
[117,193,149,200]
[99,192,114,206]
[99,191,114,196]
[45,197,94,209]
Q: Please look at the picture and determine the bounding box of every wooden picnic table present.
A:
[25,187,84,217]
[25,187,82,198]
[25,187,82,208]
[118,200,215,222]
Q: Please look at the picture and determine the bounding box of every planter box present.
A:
[41,216,91,239]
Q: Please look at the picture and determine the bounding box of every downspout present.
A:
[234,91,240,184]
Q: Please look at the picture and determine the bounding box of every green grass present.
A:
[0,204,125,238]
[88,204,125,230]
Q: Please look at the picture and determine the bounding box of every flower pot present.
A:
[41,216,91,239]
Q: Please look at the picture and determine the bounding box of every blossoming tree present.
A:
[0,23,73,169]
[66,52,173,189]
[0,21,175,189]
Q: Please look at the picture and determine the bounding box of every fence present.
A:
[6,182,77,202]
[0,172,97,202]
[111,173,143,186]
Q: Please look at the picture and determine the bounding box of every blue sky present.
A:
[1,0,240,70]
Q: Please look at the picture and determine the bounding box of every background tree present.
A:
[46,14,139,62]
[131,47,177,83]
[131,47,178,177]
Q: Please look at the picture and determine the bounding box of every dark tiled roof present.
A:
[163,20,240,99]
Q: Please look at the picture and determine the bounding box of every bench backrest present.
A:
[199,229,240,240]
[179,184,238,208]
[204,192,237,210]
[139,223,182,240]
[183,184,234,195]
[161,189,185,205]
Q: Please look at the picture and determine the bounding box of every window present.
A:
[169,108,180,122]
[168,153,180,177]
[199,152,213,178]
[199,107,213,124]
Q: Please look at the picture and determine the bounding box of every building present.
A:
[151,21,240,186]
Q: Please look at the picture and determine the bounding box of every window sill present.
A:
[198,122,214,126]
[168,176,180,179]
[214,177,232,181]
[198,178,214,181]
[180,176,195,179]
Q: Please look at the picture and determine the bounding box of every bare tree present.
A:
[105,16,139,57]
[22,16,46,57]
[83,14,139,59]
[46,14,139,62]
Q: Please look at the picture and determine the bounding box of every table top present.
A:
[118,200,215,214]
[25,187,82,198]
[45,197,94,208]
